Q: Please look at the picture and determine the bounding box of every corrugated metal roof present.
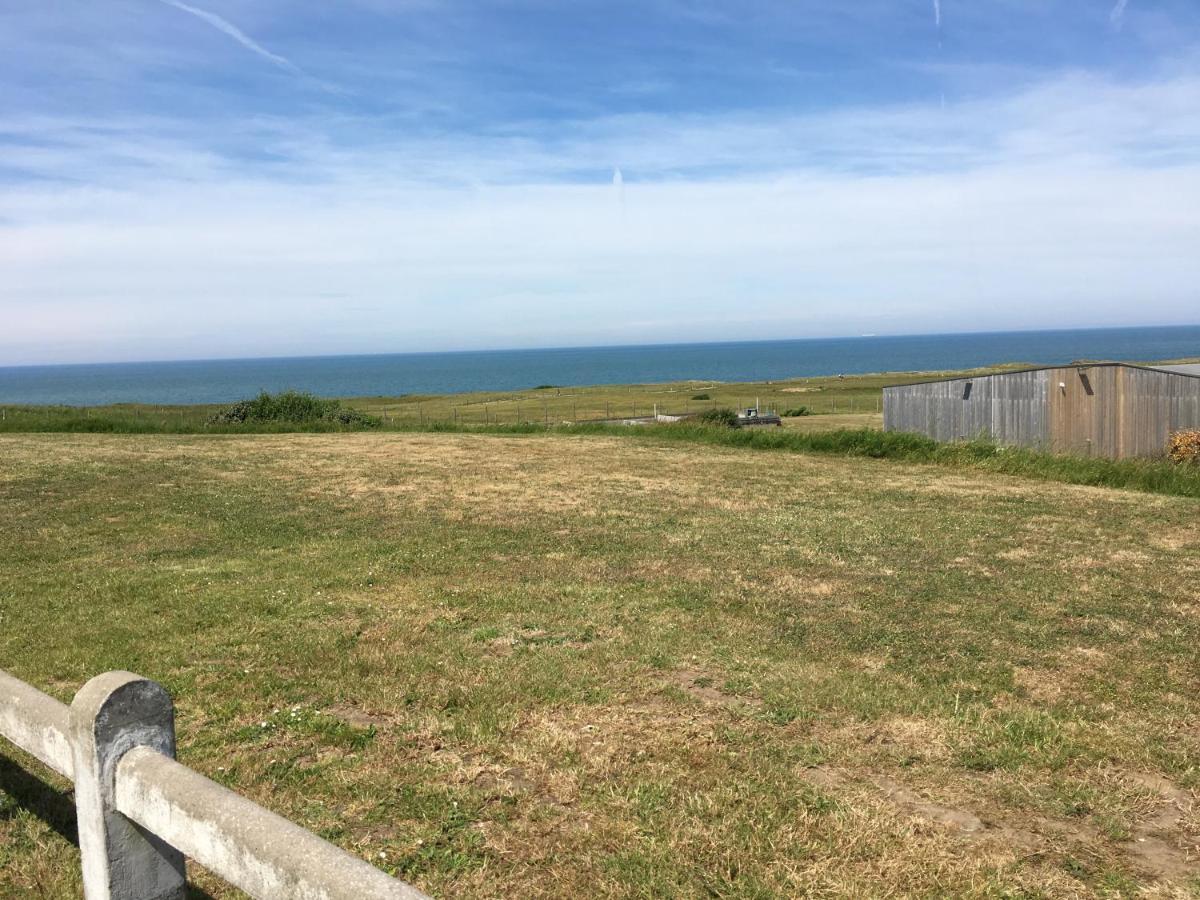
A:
[1152,364,1200,377]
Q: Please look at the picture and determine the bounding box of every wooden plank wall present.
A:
[1047,366,1118,456]
[883,369,1049,446]
[1118,367,1200,457]
[884,365,1200,458]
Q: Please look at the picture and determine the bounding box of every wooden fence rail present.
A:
[0,668,428,900]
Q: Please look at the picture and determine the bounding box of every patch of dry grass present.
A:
[1,432,1198,897]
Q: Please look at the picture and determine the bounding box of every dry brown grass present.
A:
[1,431,1198,897]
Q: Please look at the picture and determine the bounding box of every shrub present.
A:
[1167,430,1200,465]
[691,393,711,400]
[695,407,740,428]
[206,391,380,428]
[782,406,811,417]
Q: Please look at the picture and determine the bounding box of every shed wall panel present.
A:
[883,364,1200,458]
[884,371,1048,448]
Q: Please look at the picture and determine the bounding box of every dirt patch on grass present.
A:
[668,668,759,709]
[1121,773,1198,880]
[868,774,988,833]
[327,703,392,729]
[799,764,1200,884]
[799,767,990,835]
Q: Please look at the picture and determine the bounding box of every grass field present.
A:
[0,366,1000,433]
[2,430,1198,898]
[2,359,1194,433]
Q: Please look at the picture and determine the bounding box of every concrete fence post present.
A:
[69,672,187,900]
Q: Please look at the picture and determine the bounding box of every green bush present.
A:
[206,391,380,428]
[782,406,811,417]
[691,393,711,400]
[695,407,740,428]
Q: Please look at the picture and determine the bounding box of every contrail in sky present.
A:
[1110,0,1130,29]
[160,0,302,74]
[933,0,941,28]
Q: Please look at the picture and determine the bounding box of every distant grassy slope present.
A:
[1,432,1197,897]
[4,362,1197,502]
[3,358,1189,434]
[0,363,1031,432]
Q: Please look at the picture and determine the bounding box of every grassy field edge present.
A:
[3,409,1197,499]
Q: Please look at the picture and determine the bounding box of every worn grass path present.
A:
[1,432,1198,897]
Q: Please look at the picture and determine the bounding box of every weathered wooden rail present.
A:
[0,668,429,900]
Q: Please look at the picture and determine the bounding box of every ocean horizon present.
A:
[3,325,1199,407]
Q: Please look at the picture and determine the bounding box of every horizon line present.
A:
[4,322,1199,371]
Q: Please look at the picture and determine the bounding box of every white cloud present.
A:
[159,0,302,75]
[1110,0,1130,30]
[2,68,1200,363]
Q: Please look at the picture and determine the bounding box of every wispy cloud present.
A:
[1110,0,1130,30]
[159,0,302,75]
[933,0,941,29]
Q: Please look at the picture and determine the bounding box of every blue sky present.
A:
[2,1,1199,364]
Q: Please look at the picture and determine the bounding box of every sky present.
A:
[2,1,1199,365]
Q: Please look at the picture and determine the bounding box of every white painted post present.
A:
[69,672,187,900]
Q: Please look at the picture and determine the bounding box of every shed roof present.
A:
[1152,363,1200,377]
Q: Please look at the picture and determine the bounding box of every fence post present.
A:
[69,672,187,900]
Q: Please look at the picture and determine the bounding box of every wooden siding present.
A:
[1046,365,1116,456]
[1118,366,1200,457]
[883,369,1049,447]
[884,365,1200,458]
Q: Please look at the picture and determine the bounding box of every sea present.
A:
[2,325,1198,407]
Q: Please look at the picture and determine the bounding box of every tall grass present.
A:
[0,392,380,433]
[623,423,1200,498]
[208,391,380,427]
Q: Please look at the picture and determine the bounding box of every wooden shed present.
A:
[883,363,1200,458]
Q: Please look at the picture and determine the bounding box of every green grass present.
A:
[207,390,381,428]
[4,410,1199,502]
[4,364,1197,504]
[614,423,1200,498]
[1,430,1198,897]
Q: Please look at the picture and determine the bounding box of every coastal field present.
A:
[0,365,1002,432]
[2,430,1198,897]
